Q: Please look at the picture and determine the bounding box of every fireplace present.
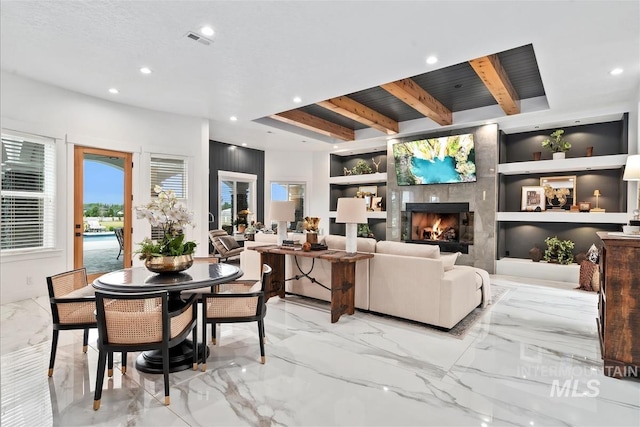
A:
[405,203,474,253]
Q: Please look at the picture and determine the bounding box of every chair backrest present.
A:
[202,263,272,320]
[95,290,169,346]
[47,268,88,298]
[114,228,124,248]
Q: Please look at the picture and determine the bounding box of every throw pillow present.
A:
[218,235,240,252]
[441,252,461,271]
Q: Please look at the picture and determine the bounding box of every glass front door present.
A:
[74,147,132,281]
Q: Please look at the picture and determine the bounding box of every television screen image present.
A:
[393,133,476,185]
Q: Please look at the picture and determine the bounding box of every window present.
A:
[218,171,256,235]
[1,132,56,251]
[271,182,305,231]
[150,155,187,240]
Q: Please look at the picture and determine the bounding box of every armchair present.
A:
[209,229,244,262]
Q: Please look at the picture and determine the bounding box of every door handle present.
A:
[75,232,82,237]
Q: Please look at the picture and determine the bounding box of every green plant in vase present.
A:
[543,236,575,265]
[542,129,571,159]
[351,159,373,175]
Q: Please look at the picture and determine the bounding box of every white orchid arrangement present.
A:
[134,185,197,260]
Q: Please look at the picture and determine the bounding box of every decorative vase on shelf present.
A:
[144,254,194,274]
[529,245,542,262]
[553,152,566,160]
[533,151,541,161]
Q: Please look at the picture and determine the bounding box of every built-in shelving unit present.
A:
[329,150,387,240]
[496,114,630,282]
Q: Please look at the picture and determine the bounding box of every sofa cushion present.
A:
[441,252,461,271]
[218,235,241,251]
[375,240,440,259]
[255,233,278,243]
[322,235,376,253]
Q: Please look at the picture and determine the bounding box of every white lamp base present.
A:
[345,223,357,255]
[277,220,287,246]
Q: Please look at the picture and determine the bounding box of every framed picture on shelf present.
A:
[521,186,546,211]
[372,196,383,211]
[540,176,576,210]
[357,186,377,212]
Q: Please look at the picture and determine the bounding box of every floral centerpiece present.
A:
[135,185,197,273]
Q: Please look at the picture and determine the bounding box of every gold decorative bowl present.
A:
[144,254,194,274]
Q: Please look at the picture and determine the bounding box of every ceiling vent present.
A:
[185,32,212,46]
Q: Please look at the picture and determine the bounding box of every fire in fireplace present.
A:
[405,203,474,253]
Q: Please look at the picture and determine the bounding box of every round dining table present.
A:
[93,262,243,373]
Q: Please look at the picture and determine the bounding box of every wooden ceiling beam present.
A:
[316,96,399,135]
[380,78,452,126]
[271,110,354,141]
[469,54,520,115]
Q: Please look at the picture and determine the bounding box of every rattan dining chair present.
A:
[93,290,198,410]
[46,267,96,377]
[200,264,272,371]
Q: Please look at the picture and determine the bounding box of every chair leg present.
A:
[162,344,170,405]
[107,352,114,377]
[93,350,107,410]
[121,352,127,374]
[48,329,59,377]
[201,319,207,372]
[212,322,217,345]
[192,324,198,371]
[258,320,265,364]
[82,329,89,353]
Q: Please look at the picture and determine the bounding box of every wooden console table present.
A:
[596,232,640,378]
[249,245,373,323]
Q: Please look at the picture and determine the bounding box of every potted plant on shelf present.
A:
[542,129,571,159]
[543,236,575,265]
[135,185,197,273]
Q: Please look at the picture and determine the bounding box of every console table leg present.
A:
[331,262,355,323]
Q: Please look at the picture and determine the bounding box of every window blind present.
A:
[150,156,187,240]
[1,132,56,251]
[150,156,187,198]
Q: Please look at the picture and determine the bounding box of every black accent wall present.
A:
[209,141,265,230]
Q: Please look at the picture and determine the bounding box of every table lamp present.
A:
[590,190,605,212]
[623,154,640,222]
[336,198,367,255]
[270,201,295,246]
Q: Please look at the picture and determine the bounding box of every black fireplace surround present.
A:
[405,203,474,254]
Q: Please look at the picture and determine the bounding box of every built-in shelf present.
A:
[496,257,580,283]
[496,212,629,223]
[329,211,387,219]
[497,154,628,175]
[329,172,387,185]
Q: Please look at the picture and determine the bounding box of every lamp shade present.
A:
[336,198,367,224]
[593,190,601,197]
[270,200,295,222]
[623,154,640,181]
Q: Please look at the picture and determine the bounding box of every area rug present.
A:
[445,284,510,338]
[280,284,510,339]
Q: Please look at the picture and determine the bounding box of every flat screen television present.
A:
[393,133,476,185]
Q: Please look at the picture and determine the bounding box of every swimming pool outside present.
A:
[83,233,123,274]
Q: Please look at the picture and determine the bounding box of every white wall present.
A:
[264,150,329,231]
[0,72,209,303]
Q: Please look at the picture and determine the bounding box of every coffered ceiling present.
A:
[1,1,638,152]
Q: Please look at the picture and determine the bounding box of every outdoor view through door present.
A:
[74,147,132,281]
[219,171,256,235]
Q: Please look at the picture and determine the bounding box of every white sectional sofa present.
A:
[240,234,488,330]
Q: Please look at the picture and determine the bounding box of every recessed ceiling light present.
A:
[140,67,152,74]
[610,68,623,76]
[426,56,438,65]
[230,116,237,121]
[333,145,338,149]
[108,88,119,94]
[242,143,247,146]
[200,26,214,37]
[293,96,302,103]
[575,120,581,123]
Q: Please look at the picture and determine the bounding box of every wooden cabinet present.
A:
[596,232,640,378]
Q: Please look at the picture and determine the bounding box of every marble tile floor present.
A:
[1,276,639,426]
